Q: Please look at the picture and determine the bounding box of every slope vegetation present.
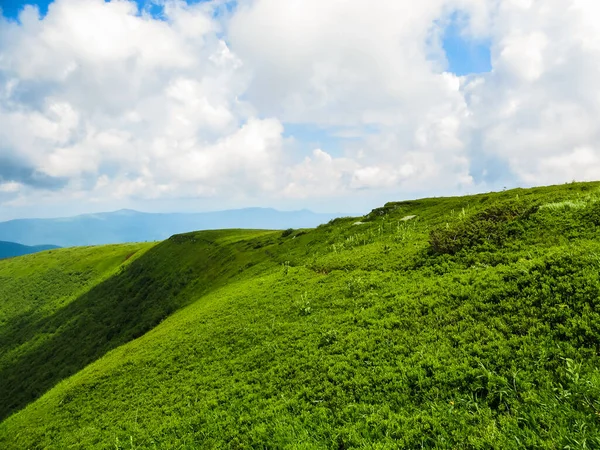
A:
[2,182,600,448]
[0,243,155,420]
[0,231,275,422]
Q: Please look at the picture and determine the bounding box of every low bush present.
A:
[429,201,538,255]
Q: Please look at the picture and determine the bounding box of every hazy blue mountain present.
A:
[0,208,343,247]
[0,241,60,259]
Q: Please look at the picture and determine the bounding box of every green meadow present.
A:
[2,182,600,448]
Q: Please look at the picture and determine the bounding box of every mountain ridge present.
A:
[0,207,346,247]
[0,241,60,259]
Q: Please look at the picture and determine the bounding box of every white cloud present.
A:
[163,117,284,192]
[465,0,600,185]
[284,149,359,198]
[0,182,22,193]
[497,31,548,82]
[530,146,600,184]
[228,0,482,126]
[2,0,600,218]
[227,0,488,198]
[0,0,282,210]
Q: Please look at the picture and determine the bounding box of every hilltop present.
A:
[2,182,600,448]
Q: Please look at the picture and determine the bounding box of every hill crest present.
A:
[0,207,345,247]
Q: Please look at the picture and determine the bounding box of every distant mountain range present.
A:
[0,208,344,247]
[0,241,60,259]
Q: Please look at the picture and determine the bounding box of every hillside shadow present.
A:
[0,230,277,421]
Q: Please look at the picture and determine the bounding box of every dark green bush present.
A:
[281,228,294,238]
[579,201,600,226]
[429,201,538,255]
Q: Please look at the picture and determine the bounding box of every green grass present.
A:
[0,243,156,420]
[0,244,151,329]
[2,181,600,448]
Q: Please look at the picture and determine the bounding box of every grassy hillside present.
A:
[0,231,277,422]
[3,182,600,448]
[0,243,156,420]
[0,241,59,259]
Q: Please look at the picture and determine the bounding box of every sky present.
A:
[0,0,599,220]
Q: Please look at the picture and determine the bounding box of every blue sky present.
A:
[442,13,492,76]
[1,0,53,18]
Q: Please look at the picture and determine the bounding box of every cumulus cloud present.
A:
[1,0,600,218]
[228,0,489,195]
[230,0,600,192]
[229,0,481,124]
[0,0,285,211]
[465,0,600,185]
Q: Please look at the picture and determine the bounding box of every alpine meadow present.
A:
[2,181,600,449]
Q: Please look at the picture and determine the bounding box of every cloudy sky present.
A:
[0,0,599,220]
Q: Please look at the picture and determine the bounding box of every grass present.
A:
[0,243,156,421]
[2,181,600,448]
[0,243,152,330]
[540,199,588,210]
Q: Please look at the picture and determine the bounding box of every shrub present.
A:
[580,201,600,226]
[429,201,538,255]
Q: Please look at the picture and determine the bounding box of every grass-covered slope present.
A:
[3,182,600,448]
[0,243,156,420]
[0,230,277,422]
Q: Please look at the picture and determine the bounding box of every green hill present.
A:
[0,241,60,259]
[2,182,600,448]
